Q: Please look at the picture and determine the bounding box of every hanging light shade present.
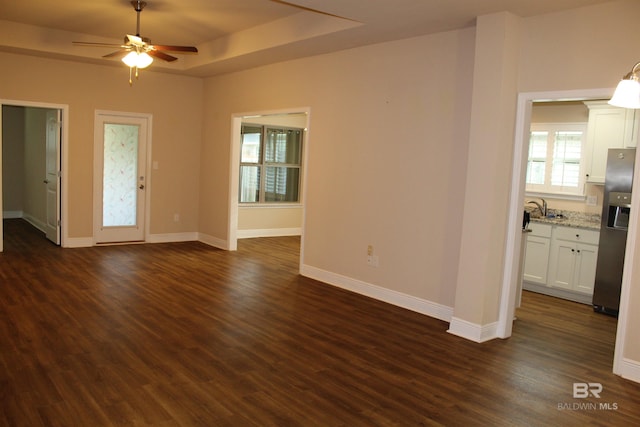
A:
[122,51,153,69]
[609,62,640,109]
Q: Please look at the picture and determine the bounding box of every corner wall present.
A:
[449,12,522,341]
[201,27,476,315]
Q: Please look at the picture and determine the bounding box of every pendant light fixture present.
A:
[609,62,640,109]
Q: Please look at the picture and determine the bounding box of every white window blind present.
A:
[526,124,586,196]
[551,131,582,187]
[527,131,547,185]
[239,125,303,204]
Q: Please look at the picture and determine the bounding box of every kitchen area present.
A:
[522,100,638,316]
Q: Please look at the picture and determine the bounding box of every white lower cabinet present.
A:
[523,223,552,284]
[547,226,600,295]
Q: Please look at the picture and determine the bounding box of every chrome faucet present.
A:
[526,198,547,217]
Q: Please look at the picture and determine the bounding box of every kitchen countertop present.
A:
[530,216,600,230]
[525,208,601,231]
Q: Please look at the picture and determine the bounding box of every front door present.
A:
[94,112,149,244]
[44,109,61,244]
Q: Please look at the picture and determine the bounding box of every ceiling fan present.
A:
[73,1,198,84]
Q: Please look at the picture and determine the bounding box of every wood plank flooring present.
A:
[1,218,640,426]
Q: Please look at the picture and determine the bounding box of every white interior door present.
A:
[44,109,61,244]
[94,112,149,244]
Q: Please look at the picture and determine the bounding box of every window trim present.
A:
[526,122,587,197]
[239,123,304,205]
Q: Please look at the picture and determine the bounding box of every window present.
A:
[240,124,303,203]
[526,123,586,196]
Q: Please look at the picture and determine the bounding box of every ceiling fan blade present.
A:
[152,45,198,53]
[72,41,125,48]
[102,50,129,59]
[74,0,197,69]
[148,50,178,62]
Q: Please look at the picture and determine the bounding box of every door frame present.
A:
[93,110,152,244]
[497,88,637,379]
[227,107,311,259]
[45,109,62,244]
[0,99,68,252]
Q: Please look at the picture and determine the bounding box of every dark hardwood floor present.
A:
[1,218,640,426]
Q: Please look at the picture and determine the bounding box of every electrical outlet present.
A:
[367,255,379,267]
[173,213,180,222]
[586,195,598,206]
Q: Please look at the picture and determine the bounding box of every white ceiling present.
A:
[0,0,614,77]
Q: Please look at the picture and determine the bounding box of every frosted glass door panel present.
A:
[102,124,139,227]
[94,112,148,244]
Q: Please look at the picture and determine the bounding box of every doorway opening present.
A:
[228,108,310,272]
[498,88,640,378]
[1,100,68,252]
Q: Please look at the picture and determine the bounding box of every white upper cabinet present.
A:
[583,101,639,184]
[624,110,639,149]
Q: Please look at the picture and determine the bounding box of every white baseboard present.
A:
[63,237,93,248]
[237,227,302,239]
[198,232,228,250]
[618,358,640,383]
[447,317,498,343]
[2,211,23,219]
[300,264,453,322]
[523,281,591,305]
[22,214,46,233]
[147,232,198,244]
[61,232,224,249]
[64,233,198,248]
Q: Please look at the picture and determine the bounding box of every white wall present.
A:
[1,106,24,217]
[201,27,476,314]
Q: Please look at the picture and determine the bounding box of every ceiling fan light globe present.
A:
[122,51,153,69]
[136,52,153,68]
[122,51,138,67]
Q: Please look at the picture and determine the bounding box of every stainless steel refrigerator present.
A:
[592,148,636,316]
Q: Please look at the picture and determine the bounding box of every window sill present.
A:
[525,191,586,202]
[239,203,303,209]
